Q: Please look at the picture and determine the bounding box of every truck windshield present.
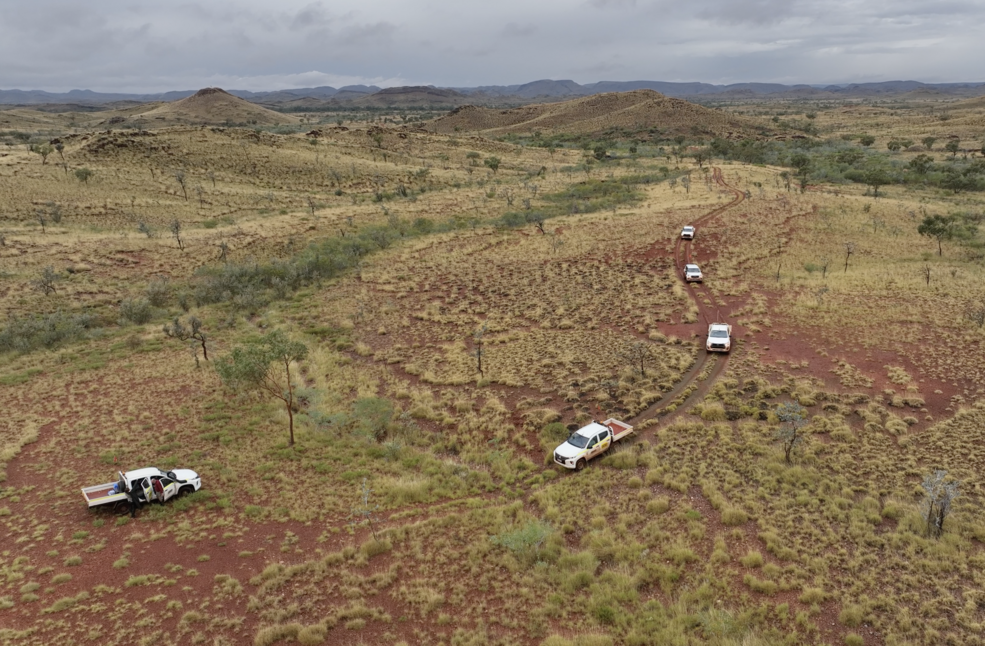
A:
[710,329,728,338]
[566,434,590,448]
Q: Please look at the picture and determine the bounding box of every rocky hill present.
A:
[428,89,773,138]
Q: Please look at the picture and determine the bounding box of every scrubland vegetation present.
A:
[1,93,985,645]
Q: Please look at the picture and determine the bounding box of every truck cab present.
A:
[684,264,703,282]
[681,225,695,240]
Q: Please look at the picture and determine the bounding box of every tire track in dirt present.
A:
[629,167,745,428]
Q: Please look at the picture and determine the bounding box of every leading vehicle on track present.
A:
[706,323,732,353]
[681,225,695,240]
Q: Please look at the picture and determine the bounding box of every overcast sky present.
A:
[2,0,983,93]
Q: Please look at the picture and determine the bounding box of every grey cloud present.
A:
[0,0,984,92]
[337,21,396,46]
[502,22,537,38]
[589,0,637,8]
[289,3,333,31]
[696,0,803,26]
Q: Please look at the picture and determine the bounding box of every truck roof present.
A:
[123,467,165,481]
[573,422,609,438]
[709,323,730,330]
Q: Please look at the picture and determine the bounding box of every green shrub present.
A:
[739,551,764,568]
[360,538,392,558]
[721,507,748,526]
[593,604,616,625]
[647,498,670,514]
[254,623,302,646]
[119,298,153,325]
[700,402,727,421]
[490,520,553,563]
[541,422,569,445]
[743,574,778,595]
[0,311,94,353]
[297,625,327,645]
[839,604,865,627]
[601,449,637,469]
[799,587,827,604]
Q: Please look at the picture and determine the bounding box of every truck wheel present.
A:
[575,459,586,471]
[178,486,195,497]
[113,501,130,515]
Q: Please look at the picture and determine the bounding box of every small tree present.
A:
[33,265,60,295]
[819,256,830,279]
[137,221,153,238]
[74,167,94,186]
[350,478,381,540]
[945,140,960,158]
[620,341,656,378]
[921,136,936,151]
[791,154,811,193]
[917,214,956,256]
[779,170,791,192]
[483,156,500,174]
[46,202,62,224]
[681,173,691,194]
[858,135,875,147]
[843,242,856,273]
[526,211,546,234]
[30,143,54,165]
[35,209,48,234]
[163,316,209,361]
[774,401,808,463]
[472,322,488,376]
[174,170,188,200]
[215,330,309,447]
[907,154,934,175]
[169,218,183,250]
[921,470,959,539]
[862,167,890,198]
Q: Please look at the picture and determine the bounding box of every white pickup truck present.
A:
[553,418,634,470]
[82,467,202,512]
[706,323,732,353]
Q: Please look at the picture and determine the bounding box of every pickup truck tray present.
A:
[81,483,126,508]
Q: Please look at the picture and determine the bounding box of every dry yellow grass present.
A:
[2,95,985,646]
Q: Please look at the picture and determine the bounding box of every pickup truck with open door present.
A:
[553,418,634,470]
[82,467,202,512]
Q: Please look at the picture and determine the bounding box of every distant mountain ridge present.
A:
[2,79,985,106]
